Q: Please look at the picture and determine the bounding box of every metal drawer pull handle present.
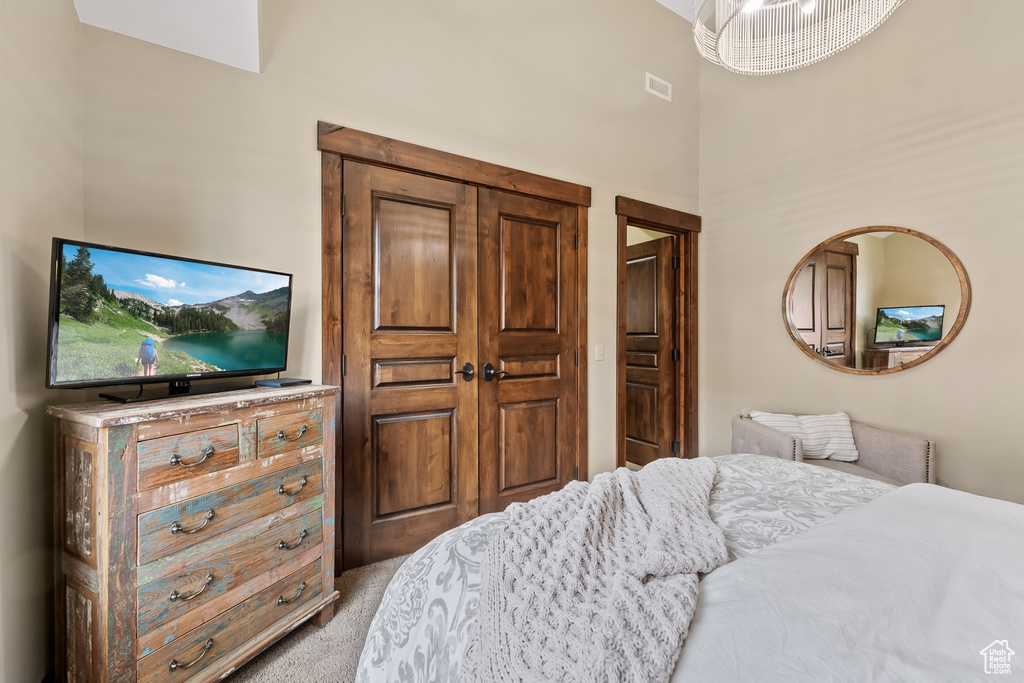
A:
[169,444,215,467]
[169,573,214,602]
[276,529,308,551]
[168,638,213,672]
[276,424,308,442]
[277,475,308,496]
[170,509,215,535]
[277,581,307,606]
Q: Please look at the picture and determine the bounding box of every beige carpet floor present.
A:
[227,554,408,683]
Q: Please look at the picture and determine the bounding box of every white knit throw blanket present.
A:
[459,457,727,683]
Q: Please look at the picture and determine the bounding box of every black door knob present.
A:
[482,362,510,382]
[454,362,475,382]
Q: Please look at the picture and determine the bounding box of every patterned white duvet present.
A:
[356,454,895,683]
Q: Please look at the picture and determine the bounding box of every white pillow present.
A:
[748,410,860,462]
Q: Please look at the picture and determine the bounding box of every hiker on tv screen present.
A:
[137,338,158,376]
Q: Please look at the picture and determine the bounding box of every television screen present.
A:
[873,305,945,345]
[46,238,292,391]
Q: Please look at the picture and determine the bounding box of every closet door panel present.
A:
[374,198,453,330]
[499,399,558,490]
[499,219,559,331]
[342,162,478,568]
[477,189,577,514]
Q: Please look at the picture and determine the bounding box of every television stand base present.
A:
[254,378,313,388]
[99,379,204,403]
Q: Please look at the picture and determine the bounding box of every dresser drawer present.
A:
[137,459,322,565]
[137,424,240,492]
[257,408,323,458]
[137,508,323,638]
[137,558,322,683]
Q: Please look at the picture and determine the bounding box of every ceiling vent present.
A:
[645,73,672,102]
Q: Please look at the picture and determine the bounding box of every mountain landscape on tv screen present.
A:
[875,310,943,343]
[53,246,289,384]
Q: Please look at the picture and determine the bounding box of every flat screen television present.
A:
[873,305,945,345]
[46,237,293,401]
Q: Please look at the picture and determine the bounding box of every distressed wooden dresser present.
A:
[49,385,339,682]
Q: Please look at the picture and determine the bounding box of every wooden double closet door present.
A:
[335,160,582,569]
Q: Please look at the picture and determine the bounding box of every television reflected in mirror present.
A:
[873,305,944,345]
[46,237,293,401]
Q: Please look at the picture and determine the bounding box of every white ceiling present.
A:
[72,1,691,74]
[654,0,695,22]
[72,0,261,73]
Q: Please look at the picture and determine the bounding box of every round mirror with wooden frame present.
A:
[783,226,971,375]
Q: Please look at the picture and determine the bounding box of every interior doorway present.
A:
[623,229,677,467]
[615,197,701,469]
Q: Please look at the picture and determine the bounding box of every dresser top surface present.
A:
[47,384,338,427]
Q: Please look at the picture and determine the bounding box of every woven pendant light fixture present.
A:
[693,0,907,75]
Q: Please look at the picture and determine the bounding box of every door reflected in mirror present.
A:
[783,227,971,375]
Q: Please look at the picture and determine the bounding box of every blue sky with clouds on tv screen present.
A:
[883,306,944,321]
[64,243,289,306]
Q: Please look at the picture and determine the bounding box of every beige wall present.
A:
[699,0,1024,504]
[873,232,961,334]
[849,231,962,364]
[79,0,700,483]
[0,0,82,678]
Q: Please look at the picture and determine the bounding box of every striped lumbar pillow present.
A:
[748,411,860,462]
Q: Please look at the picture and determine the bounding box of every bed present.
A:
[355,454,1024,682]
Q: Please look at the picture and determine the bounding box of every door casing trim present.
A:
[615,196,700,468]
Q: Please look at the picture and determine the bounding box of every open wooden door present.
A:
[624,236,677,466]
[477,189,578,514]
[340,162,479,568]
[614,196,700,466]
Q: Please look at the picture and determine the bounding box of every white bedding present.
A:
[672,483,1024,682]
[356,454,896,682]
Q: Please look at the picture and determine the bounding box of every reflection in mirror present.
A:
[783,227,971,375]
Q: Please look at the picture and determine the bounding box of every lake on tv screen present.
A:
[876,328,941,342]
[162,331,286,371]
[875,321,942,343]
